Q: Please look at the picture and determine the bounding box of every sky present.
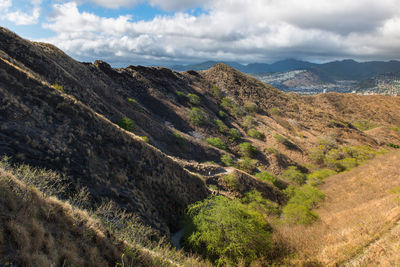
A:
[1,0,400,67]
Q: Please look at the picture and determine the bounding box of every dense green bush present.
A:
[218,110,226,118]
[238,142,258,158]
[221,97,234,110]
[183,196,274,266]
[228,128,241,142]
[187,93,201,105]
[241,190,280,216]
[247,128,264,140]
[322,145,380,172]
[221,154,234,166]
[244,102,258,113]
[188,107,207,126]
[237,157,258,173]
[282,185,325,224]
[255,171,276,184]
[206,137,228,151]
[279,166,306,185]
[118,117,135,132]
[307,168,337,186]
[213,119,228,133]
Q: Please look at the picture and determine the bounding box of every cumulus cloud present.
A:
[1,0,42,25]
[42,0,400,65]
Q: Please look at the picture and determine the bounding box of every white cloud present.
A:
[5,6,41,25]
[0,0,11,10]
[1,0,42,25]
[41,0,400,65]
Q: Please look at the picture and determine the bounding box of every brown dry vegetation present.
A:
[276,150,400,266]
[0,159,210,267]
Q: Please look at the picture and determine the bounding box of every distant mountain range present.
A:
[171,59,400,81]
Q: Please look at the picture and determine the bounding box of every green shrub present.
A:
[183,196,274,266]
[241,190,280,216]
[274,134,298,149]
[118,117,135,132]
[222,174,239,189]
[282,185,325,225]
[221,154,234,166]
[173,131,186,147]
[218,110,226,118]
[269,107,280,116]
[307,169,337,186]
[213,119,228,133]
[237,157,258,173]
[141,136,149,143]
[206,137,228,151]
[279,166,306,185]
[323,145,378,172]
[127,97,139,107]
[212,85,222,100]
[188,107,207,126]
[242,115,255,129]
[352,120,379,131]
[247,128,264,140]
[244,102,258,113]
[238,142,258,158]
[53,83,64,92]
[255,171,276,184]
[228,128,241,142]
[187,93,201,105]
[175,90,186,97]
[231,104,245,117]
[387,143,400,149]
[221,97,234,110]
[266,147,279,155]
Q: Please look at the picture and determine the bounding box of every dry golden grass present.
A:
[0,162,210,267]
[276,150,400,266]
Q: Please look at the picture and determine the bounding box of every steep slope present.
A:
[0,52,209,234]
[277,150,400,266]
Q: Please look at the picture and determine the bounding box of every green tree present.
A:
[183,196,274,266]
